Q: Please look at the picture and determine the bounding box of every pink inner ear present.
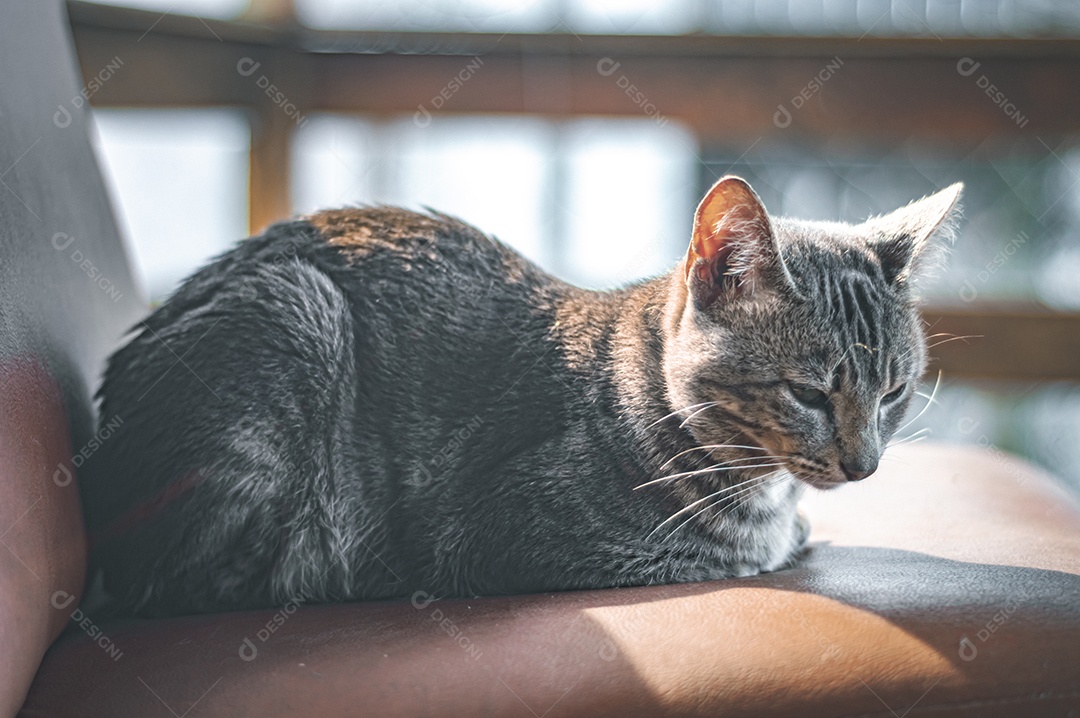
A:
[692,234,737,288]
[687,178,766,290]
[687,251,734,309]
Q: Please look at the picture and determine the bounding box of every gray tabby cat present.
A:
[81,176,962,617]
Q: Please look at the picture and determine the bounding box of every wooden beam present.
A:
[67,2,1080,146]
[921,309,1080,382]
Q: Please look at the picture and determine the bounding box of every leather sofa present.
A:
[4,2,1079,715]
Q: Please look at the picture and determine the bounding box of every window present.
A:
[292,114,696,288]
[91,109,250,300]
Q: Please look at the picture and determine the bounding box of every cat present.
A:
[80,175,962,617]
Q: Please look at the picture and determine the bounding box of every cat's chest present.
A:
[659,474,802,570]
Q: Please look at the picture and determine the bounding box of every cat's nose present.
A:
[841,460,877,482]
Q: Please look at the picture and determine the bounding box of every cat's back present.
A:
[162,205,544,296]
[139,205,558,341]
[311,205,482,258]
[308,206,542,286]
[298,206,570,350]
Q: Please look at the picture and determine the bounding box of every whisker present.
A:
[633,461,786,491]
[715,479,777,518]
[913,390,939,405]
[896,425,932,439]
[926,334,981,350]
[895,370,942,435]
[879,453,913,468]
[830,344,856,376]
[647,401,718,429]
[657,453,785,480]
[888,427,931,446]
[898,332,951,362]
[679,402,722,428]
[910,333,959,357]
[646,473,773,540]
[889,431,930,449]
[659,443,768,470]
[662,471,787,538]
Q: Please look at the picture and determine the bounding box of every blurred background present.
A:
[70,0,1080,493]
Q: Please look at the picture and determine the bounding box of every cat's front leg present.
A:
[773,509,812,571]
[745,507,812,576]
[794,509,811,549]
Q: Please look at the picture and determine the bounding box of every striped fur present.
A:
[80,178,962,616]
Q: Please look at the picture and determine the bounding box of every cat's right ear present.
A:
[685,176,794,310]
[864,182,964,286]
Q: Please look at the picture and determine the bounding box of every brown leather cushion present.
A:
[0,361,86,718]
[0,1,141,714]
[20,443,1080,717]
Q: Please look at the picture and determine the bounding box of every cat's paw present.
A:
[794,510,811,550]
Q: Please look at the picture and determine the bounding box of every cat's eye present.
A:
[882,384,907,403]
[789,384,829,409]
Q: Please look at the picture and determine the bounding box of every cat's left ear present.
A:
[864,183,964,286]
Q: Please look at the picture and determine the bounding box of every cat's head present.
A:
[662,176,962,489]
